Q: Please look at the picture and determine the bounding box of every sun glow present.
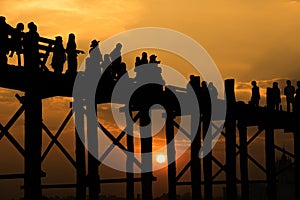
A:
[156,154,166,164]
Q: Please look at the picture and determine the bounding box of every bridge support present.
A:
[238,121,249,200]
[225,79,237,200]
[126,109,134,200]
[140,109,153,200]
[24,93,42,200]
[265,88,276,200]
[166,110,176,200]
[74,100,86,200]
[294,108,300,200]
[87,104,100,200]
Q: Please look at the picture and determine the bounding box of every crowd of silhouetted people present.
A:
[250,80,300,113]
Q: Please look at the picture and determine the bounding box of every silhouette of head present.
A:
[104,54,110,61]
[251,81,257,86]
[116,43,122,49]
[90,40,99,48]
[286,80,291,86]
[68,33,75,41]
[16,23,24,31]
[0,16,6,23]
[208,82,214,88]
[136,56,141,62]
[142,52,147,58]
[297,81,300,88]
[273,82,278,88]
[55,36,63,44]
[149,54,160,63]
[201,81,207,88]
[28,22,37,32]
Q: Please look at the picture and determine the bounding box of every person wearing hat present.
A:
[89,39,102,63]
[85,39,103,76]
[51,36,66,74]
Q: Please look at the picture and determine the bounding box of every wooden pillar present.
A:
[238,120,249,200]
[126,109,134,200]
[140,109,153,200]
[87,103,100,200]
[166,110,176,200]
[74,100,86,200]
[265,88,276,200]
[24,93,42,200]
[203,116,212,200]
[225,79,237,200]
[293,105,300,200]
[190,75,202,200]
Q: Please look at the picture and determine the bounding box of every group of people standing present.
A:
[250,80,300,113]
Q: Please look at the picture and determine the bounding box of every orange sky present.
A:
[0,0,299,199]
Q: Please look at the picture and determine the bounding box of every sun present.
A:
[156,154,166,164]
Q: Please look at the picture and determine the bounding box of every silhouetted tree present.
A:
[284,80,295,113]
[51,36,66,74]
[250,80,260,107]
[65,33,84,75]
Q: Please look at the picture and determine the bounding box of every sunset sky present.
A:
[0,0,300,199]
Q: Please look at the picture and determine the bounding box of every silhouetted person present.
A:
[9,22,24,66]
[110,43,122,79]
[23,22,40,71]
[149,54,160,64]
[208,82,218,100]
[141,52,148,65]
[250,80,260,107]
[89,39,102,63]
[272,82,281,111]
[65,33,84,75]
[100,54,113,85]
[284,80,295,113]
[200,81,211,118]
[0,16,13,66]
[51,36,66,74]
[110,42,122,64]
[294,81,300,114]
[86,39,103,76]
[135,56,141,67]
[134,54,165,86]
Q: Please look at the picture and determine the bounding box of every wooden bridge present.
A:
[0,35,299,200]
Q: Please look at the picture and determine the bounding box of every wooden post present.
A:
[265,88,276,200]
[24,93,42,200]
[140,109,153,200]
[203,115,212,200]
[190,76,202,200]
[166,110,176,200]
[238,120,249,200]
[86,103,100,200]
[74,100,86,200]
[126,109,134,200]
[293,103,300,200]
[225,79,237,200]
